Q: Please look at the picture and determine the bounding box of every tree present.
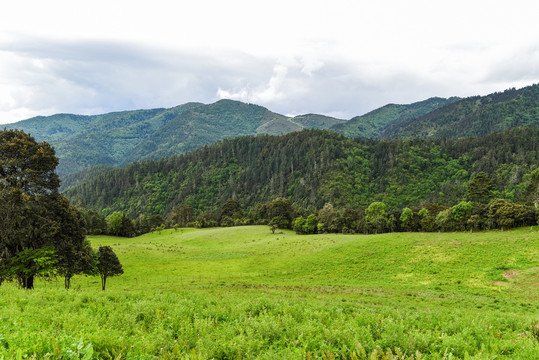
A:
[106,211,135,237]
[487,199,534,230]
[269,215,289,233]
[303,214,319,234]
[107,211,126,236]
[0,129,88,289]
[80,209,106,235]
[451,201,473,230]
[467,172,495,203]
[418,208,432,232]
[317,203,342,233]
[0,129,59,194]
[266,198,296,229]
[166,204,194,227]
[435,209,453,231]
[365,202,388,234]
[50,196,94,289]
[96,246,123,290]
[524,168,539,206]
[56,240,95,289]
[196,211,218,228]
[219,199,242,224]
[6,247,56,289]
[293,216,306,234]
[400,207,414,231]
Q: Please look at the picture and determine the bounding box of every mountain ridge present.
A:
[381,84,539,139]
[331,97,460,138]
[7,83,539,179]
[6,99,347,176]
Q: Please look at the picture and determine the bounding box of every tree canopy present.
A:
[97,246,123,290]
[0,129,88,289]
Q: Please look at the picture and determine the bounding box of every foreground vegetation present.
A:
[1,226,538,359]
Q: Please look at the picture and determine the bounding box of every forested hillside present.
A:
[123,100,344,163]
[7,100,344,176]
[381,83,539,139]
[10,84,539,180]
[331,97,459,138]
[65,127,539,218]
[5,103,203,176]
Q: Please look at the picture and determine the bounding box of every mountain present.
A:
[6,100,344,176]
[64,127,539,218]
[123,100,345,163]
[331,97,460,138]
[8,83,539,180]
[381,84,539,139]
[5,103,203,176]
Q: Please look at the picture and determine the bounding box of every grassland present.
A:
[1,226,538,359]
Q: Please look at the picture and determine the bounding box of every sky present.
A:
[1,0,539,124]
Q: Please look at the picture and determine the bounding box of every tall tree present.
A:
[0,130,60,288]
[219,199,242,223]
[0,129,90,289]
[266,197,296,229]
[52,197,95,289]
[0,129,59,194]
[365,202,388,234]
[467,172,495,203]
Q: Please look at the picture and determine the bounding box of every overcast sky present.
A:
[1,0,539,124]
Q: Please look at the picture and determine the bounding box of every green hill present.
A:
[331,97,459,138]
[64,127,539,218]
[5,103,203,175]
[2,226,538,358]
[124,100,344,163]
[8,84,539,180]
[381,84,539,139]
[6,100,343,176]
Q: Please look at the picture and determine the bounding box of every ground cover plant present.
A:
[0,226,538,359]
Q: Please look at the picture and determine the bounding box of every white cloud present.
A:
[2,1,539,123]
[217,63,290,104]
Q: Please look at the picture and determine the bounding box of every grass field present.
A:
[1,226,538,359]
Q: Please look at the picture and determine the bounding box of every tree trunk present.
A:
[65,276,71,290]
[101,276,106,291]
[24,275,34,290]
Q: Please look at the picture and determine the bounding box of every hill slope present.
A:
[64,127,539,217]
[381,83,539,139]
[3,226,538,358]
[331,97,459,138]
[124,100,345,163]
[5,103,203,175]
[7,100,344,176]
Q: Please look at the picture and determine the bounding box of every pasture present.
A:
[1,226,538,359]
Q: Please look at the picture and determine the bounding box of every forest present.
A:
[64,126,539,237]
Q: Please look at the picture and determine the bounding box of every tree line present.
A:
[83,180,538,238]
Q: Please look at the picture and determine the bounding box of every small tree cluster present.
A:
[0,129,124,290]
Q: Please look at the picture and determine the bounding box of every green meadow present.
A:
[1,226,538,359]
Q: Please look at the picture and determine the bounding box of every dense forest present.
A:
[65,127,539,226]
[382,84,539,139]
